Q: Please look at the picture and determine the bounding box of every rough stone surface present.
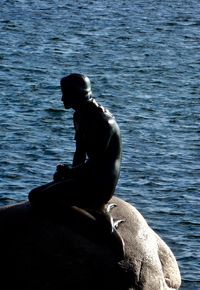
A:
[0,197,181,290]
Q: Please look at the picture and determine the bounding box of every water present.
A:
[1,0,200,288]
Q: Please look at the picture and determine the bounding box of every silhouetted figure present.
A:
[28,73,124,258]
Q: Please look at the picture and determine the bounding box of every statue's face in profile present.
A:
[61,87,75,109]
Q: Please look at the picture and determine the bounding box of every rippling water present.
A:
[1,0,200,288]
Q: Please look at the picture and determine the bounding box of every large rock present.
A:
[0,196,181,290]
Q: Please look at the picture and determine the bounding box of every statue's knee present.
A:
[28,185,46,205]
[28,189,41,207]
[28,188,35,203]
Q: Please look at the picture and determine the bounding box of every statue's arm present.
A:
[73,137,86,167]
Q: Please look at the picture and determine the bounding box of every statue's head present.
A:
[61,73,92,109]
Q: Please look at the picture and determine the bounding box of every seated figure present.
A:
[28,73,124,258]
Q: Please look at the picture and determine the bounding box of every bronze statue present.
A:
[28,73,124,257]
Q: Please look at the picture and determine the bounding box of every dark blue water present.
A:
[1,0,200,288]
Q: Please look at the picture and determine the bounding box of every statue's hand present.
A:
[53,164,72,181]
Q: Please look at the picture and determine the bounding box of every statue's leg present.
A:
[28,178,85,215]
[28,181,56,207]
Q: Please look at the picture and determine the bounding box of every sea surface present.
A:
[1,0,200,289]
